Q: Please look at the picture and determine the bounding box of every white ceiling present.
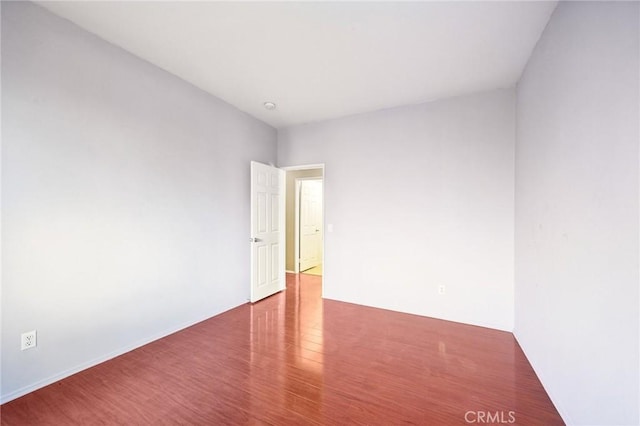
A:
[39,1,557,129]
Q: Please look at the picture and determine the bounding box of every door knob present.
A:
[250,237,262,242]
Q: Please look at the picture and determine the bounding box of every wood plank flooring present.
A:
[1,273,563,425]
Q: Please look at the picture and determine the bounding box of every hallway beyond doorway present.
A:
[302,263,322,276]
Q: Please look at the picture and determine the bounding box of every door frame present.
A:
[295,177,323,273]
[281,164,325,278]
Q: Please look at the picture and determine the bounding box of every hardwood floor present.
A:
[1,273,563,425]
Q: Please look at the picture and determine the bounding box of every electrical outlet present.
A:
[438,285,446,295]
[21,330,37,351]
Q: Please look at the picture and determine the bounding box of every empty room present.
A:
[1,1,638,425]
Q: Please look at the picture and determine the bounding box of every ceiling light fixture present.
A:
[263,102,276,110]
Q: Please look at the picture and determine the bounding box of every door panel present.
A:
[251,161,285,302]
[299,180,323,272]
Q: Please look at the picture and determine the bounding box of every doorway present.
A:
[283,166,324,278]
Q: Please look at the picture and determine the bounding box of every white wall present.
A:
[515,2,639,425]
[1,2,276,402]
[278,89,515,331]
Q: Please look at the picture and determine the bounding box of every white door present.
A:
[250,161,285,303]
[299,180,323,272]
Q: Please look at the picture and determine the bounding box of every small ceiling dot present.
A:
[263,102,276,110]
